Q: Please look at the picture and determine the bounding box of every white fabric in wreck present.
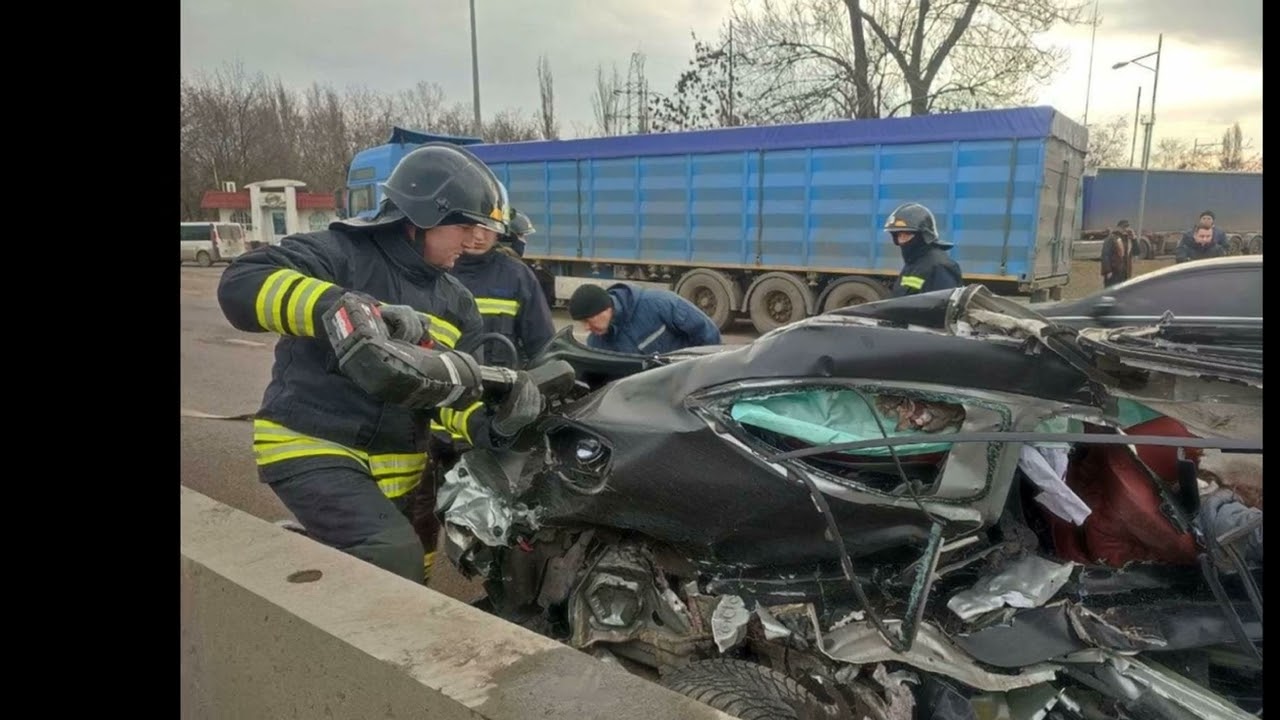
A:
[1018,445,1091,526]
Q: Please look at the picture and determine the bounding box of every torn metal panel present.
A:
[753,604,793,641]
[437,452,541,547]
[1067,601,1262,653]
[952,604,1086,669]
[818,620,1058,692]
[946,555,1076,621]
[535,530,596,608]
[1088,652,1259,720]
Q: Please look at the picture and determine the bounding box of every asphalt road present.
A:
[179,265,758,600]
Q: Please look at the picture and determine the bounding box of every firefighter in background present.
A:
[450,207,556,369]
[884,202,964,297]
[504,209,557,309]
[216,143,543,585]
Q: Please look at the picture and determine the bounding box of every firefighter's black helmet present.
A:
[508,209,536,237]
[335,142,510,234]
[884,202,951,248]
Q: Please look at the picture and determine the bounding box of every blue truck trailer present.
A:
[345,106,1088,333]
[1080,167,1263,258]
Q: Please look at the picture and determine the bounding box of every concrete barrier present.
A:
[180,486,735,720]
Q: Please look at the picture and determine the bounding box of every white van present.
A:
[181,222,248,266]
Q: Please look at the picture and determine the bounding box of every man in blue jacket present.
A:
[568,282,721,355]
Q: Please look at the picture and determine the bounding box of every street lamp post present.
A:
[469,0,482,135]
[1113,33,1162,242]
[1130,86,1142,166]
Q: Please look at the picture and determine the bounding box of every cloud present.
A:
[181,0,1262,151]
[180,0,726,134]
[1098,0,1262,68]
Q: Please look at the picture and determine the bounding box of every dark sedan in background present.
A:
[1032,255,1262,330]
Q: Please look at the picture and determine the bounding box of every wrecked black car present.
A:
[437,285,1263,720]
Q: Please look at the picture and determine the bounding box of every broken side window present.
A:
[726,388,970,493]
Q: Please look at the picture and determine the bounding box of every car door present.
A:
[1106,264,1262,329]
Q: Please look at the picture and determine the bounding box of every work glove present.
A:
[379,304,429,345]
[491,371,543,439]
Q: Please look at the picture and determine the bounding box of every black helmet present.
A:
[337,142,509,234]
[884,202,950,248]
[508,209,535,237]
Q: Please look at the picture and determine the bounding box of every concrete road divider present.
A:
[180,486,736,720]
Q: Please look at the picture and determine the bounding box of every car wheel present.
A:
[196,251,213,267]
[661,659,841,720]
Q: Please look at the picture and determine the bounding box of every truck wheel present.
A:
[661,659,840,720]
[1137,237,1153,260]
[675,269,738,331]
[821,277,888,313]
[1248,234,1263,255]
[196,251,213,267]
[748,273,812,334]
[1228,234,1246,255]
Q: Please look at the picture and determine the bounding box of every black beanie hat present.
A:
[569,285,613,320]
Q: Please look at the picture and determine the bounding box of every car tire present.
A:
[196,251,213,267]
[661,659,840,720]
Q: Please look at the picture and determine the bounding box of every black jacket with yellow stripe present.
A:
[217,224,492,461]
[889,237,963,298]
[448,247,556,368]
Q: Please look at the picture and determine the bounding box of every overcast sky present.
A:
[181,0,1262,154]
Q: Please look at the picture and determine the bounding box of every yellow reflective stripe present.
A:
[254,269,336,336]
[252,420,428,497]
[899,275,926,290]
[423,551,437,583]
[475,297,520,317]
[440,401,483,445]
[422,313,461,348]
[429,421,448,433]
[376,472,421,499]
[369,452,428,476]
[254,442,366,467]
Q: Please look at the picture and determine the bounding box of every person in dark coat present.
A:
[1176,222,1227,263]
[1100,219,1136,286]
[568,282,721,355]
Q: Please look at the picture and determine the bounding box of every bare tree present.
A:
[537,55,559,140]
[650,30,748,133]
[395,81,449,132]
[1152,138,1194,170]
[590,63,623,136]
[1085,115,1130,169]
[730,0,895,121]
[301,82,353,196]
[342,84,399,154]
[484,108,543,142]
[1219,122,1245,171]
[730,0,1087,120]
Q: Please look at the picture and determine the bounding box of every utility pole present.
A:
[1082,0,1099,126]
[1114,33,1162,242]
[1130,86,1141,166]
[726,20,735,126]
[469,0,482,135]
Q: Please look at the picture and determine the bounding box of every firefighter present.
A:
[450,207,556,369]
[216,143,544,585]
[504,208,557,309]
[883,202,963,297]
